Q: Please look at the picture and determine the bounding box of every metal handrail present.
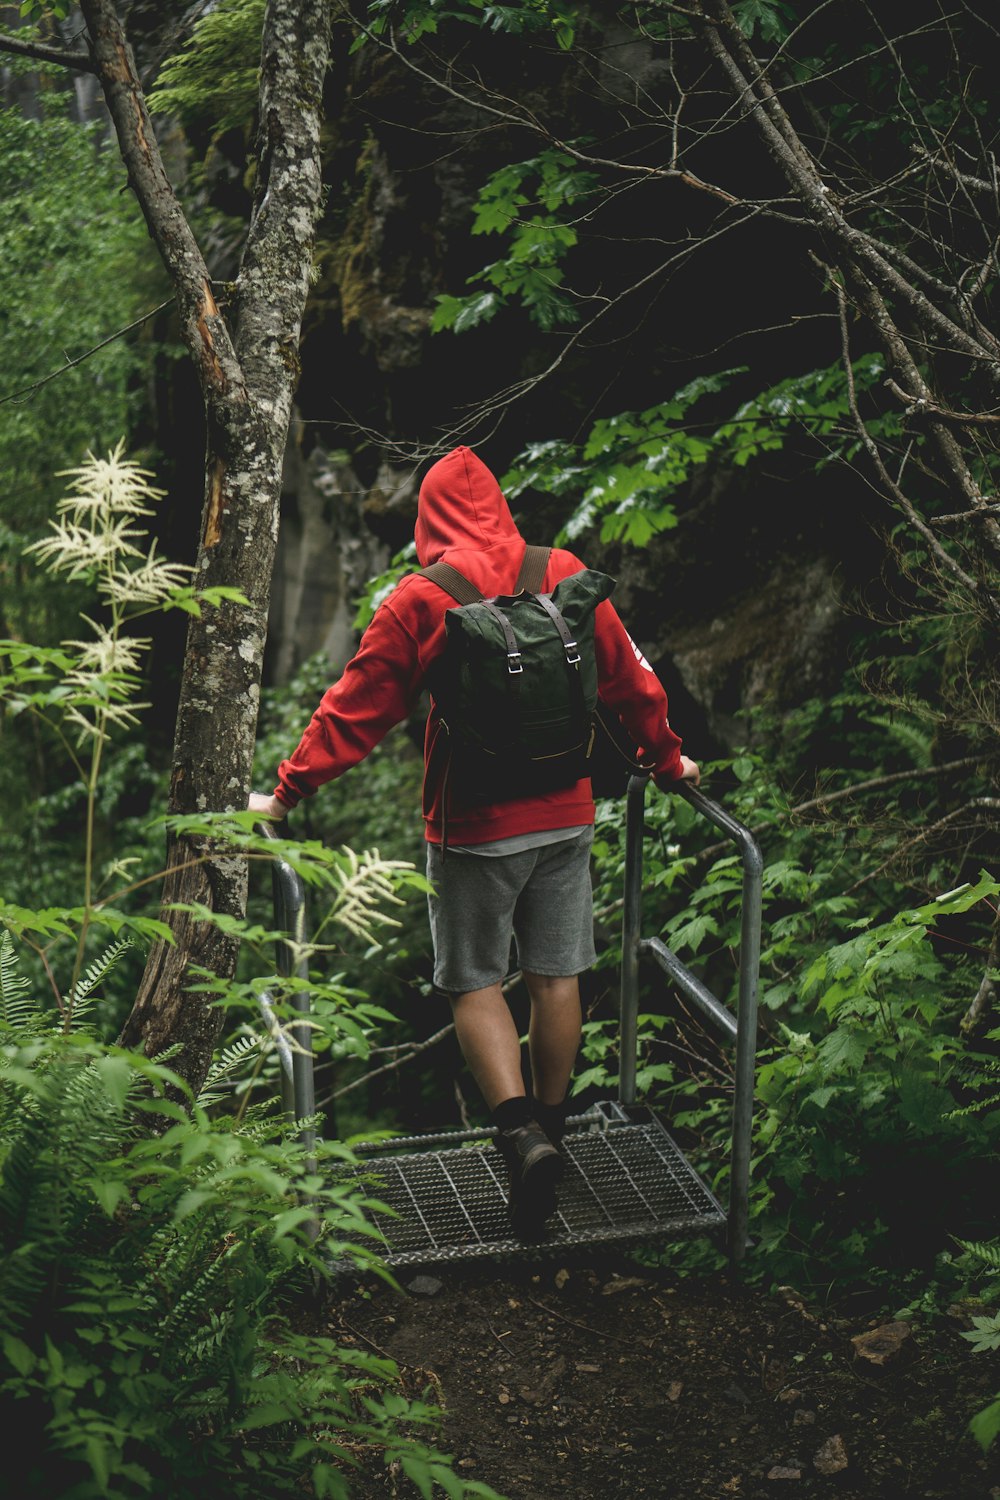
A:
[620,776,763,1269]
[256,822,316,1160]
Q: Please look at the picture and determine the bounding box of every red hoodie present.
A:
[274,447,684,843]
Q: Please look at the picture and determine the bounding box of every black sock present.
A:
[491,1096,533,1132]
[533,1098,568,1139]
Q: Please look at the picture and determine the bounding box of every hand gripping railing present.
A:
[256,823,316,1162]
[620,776,763,1269]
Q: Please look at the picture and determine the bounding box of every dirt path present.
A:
[324,1252,1000,1500]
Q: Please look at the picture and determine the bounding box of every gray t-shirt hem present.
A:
[446,824,589,857]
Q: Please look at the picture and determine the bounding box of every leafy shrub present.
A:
[0,934,497,1499]
[0,448,502,1500]
[578,747,999,1293]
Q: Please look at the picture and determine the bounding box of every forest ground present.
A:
[315,1249,1000,1500]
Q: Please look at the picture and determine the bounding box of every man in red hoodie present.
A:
[250,447,698,1238]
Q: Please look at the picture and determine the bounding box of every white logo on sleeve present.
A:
[626,632,653,671]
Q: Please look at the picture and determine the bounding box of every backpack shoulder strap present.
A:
[514,544,550,595]
[420,561,483,606]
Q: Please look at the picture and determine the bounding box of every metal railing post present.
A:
[619,774,648,1107]
[258,824,316,1164]
[620,780,763,1271]
[723,813,763,1269]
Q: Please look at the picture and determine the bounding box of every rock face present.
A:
[266,441,411,680]
[579,462,868,756]
[667,556,844,749]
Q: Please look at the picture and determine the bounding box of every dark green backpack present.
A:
[422,545,615,807]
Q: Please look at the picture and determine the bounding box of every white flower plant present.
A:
[0,446,236,1013]
[0,445,426,1079]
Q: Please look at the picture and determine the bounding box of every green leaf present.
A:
[86,1176,130,1218]
[971,1396,1000,1451]
[93,1054,133,1110]
[2,1334,36,1376]
[240,1401,296,1431]
[666,911,720,956]
[816,1026,868,1073]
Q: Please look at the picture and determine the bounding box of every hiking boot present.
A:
[494,1120,564,1241]
[532,1099,569,1154]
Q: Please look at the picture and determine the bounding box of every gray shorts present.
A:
[426,826,597,994]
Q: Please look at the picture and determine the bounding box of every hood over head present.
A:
[415,447,521,566]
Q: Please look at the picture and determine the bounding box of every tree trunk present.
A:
[71,0,333,1094]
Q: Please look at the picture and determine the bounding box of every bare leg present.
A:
[522,971,582,1107]
[450,984,525,1111]
[452,980,564,1238]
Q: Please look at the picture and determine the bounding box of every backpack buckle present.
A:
[564,640,581,666]
[507,650,523,675]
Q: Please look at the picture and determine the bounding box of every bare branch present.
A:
[832,276,983,595]
[0,300,173,409]
[0,29,96,71]
[884,379,1000,428]
[845,798,1000,893]
[329,1023,455,1102]
[962,901,1000,1033]
[788,757,986,819]
[911,145,998,198]
[934,506,1000,525]
[345,3,742,203]
[690,757,986,871]
[695,1,1000,376]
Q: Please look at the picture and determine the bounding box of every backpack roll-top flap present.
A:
[424,557,616,805]
[441,568,615,759]
[547,567,616,629]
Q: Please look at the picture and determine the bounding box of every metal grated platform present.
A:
[330,1102,725,1267]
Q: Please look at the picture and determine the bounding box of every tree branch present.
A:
[328,1023,455,1102]
[690,757,985,871]
[0,300,173,409]
[696,0,1000,376]
[884,379,1000,428]
[962,901,1000,1033]
[844,798,1000,894]
[788,757,985,819]
[832,276,984,596]
[79,0,247,414]
[0,29,96,72]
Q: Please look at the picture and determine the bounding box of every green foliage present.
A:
[951,1238,1000,1449]
[0,109,162,631]
[148,0,266,136]
[581,730,999,1292]
[960,1314,1000,1354]
[0,452,503,1499]
[432,150,599,333]
[0,446,254,1018]
[731,0,794,43]
[500,355,897,546]
[0,939,498,1498]
[359,0,576,51]
[16,1,69,20]
[351,542,418,633]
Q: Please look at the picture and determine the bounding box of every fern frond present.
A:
[0,932,40,1033]
[955,1238,1000,1274]
[948,1091,1000,1118]
[197,1032,263,1107]
[867,713,934,769]
[948,1055,1000,1118]
[0,1047,141,1335]
[65,937,133,1022]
